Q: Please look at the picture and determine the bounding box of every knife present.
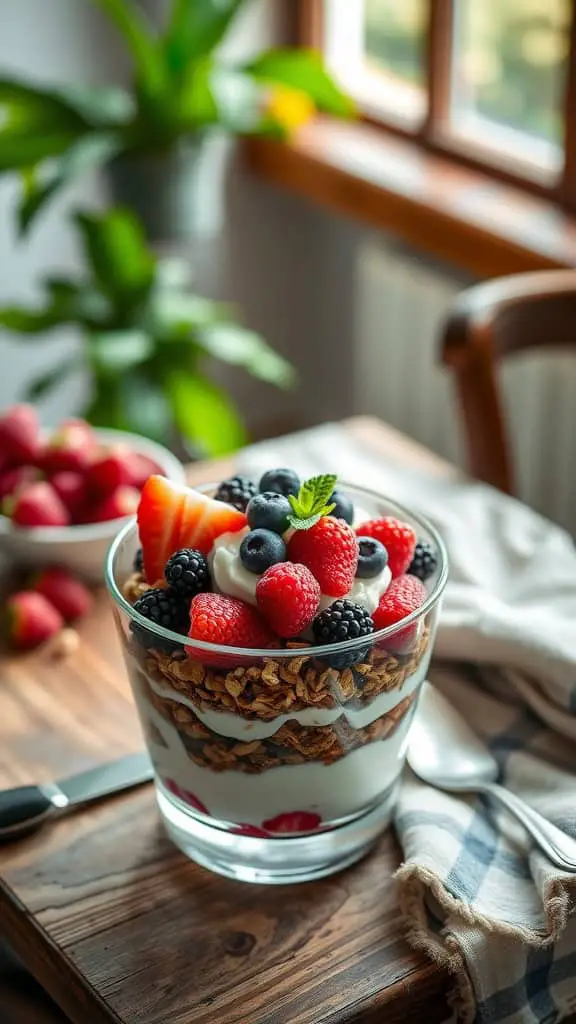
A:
[0,752,153,844]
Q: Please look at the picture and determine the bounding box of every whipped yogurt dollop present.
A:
[210,528,391,615]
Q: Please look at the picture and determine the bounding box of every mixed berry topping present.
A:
[408,540,438,582]
[240,528,286,575]
[214,475,257,512]
[164,548,210,599]
[131,468,436,654]
[258,467,300,498]
[356,536,388,579]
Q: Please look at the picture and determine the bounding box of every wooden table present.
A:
[0,417,456,1024]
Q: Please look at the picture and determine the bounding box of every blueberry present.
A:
[356,537,388,579]
[259,468,300,498]
[246,491,292,535]
[329,489,354,524]
[240,529,287,575]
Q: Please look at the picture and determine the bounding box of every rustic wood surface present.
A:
[0,417,455,1024]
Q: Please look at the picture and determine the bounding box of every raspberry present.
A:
[373,575,426,653]
[132,588,190,653]
[312,599,374,668]
[164,548,210,599]
[186,592,277,666]
[214,475,257,512]
[355,516,416,577]
[256,562,320,637]
[287,516,358,597]
[408,540,438,582]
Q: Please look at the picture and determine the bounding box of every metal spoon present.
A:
[407,682,576,872]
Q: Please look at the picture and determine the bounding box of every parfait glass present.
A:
[106,485,448,884]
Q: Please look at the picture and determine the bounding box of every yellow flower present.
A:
[265,85,315,134]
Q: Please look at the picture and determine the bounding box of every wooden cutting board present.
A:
[0,418,453,1024]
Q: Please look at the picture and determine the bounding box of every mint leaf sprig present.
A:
[287,473,337,531]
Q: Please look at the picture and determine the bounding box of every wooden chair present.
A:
[440,270,576,495]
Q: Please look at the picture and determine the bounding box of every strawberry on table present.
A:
[186,592,277,666]
[355,516,416,578]
[256,562,320,637]
[32,566,93,621]
[9,481,70,527]
[4,591,64,649]
[138,475,247,584]
[0,404,41,463]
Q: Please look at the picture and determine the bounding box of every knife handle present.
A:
[0,785,56,843]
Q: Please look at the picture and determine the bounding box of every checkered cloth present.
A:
[239,423,576,1024]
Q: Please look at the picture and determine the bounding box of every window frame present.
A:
[298,0,576,213]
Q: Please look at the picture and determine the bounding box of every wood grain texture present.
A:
[0,418,454,1024]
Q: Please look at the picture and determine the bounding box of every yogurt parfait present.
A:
[106,468,447,883]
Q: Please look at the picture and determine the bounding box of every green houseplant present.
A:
[0,207,295,456]
[0,0,353,241]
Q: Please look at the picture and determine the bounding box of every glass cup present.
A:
[106,484,448,884]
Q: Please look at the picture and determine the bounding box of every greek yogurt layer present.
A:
[137,655,428,740]
[135,684,416,826]
[211,529,392,614]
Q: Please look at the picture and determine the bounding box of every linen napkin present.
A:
[238,422,576,1024]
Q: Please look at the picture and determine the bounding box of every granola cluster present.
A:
[138,671,416,773]
[137,627,429,721]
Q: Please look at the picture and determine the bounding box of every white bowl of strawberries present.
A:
[0,405,186,582]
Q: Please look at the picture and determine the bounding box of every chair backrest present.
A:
[440,270,576,495]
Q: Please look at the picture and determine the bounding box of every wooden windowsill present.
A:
[245,118,576,278]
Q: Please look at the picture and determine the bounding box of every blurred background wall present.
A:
[1,0,576,532]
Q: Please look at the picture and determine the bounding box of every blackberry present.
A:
[214,475,256,512]
[165,548,210,598]
[312,599,374,668]
[408,541,438,582]
[329,489,354,525]
[131,587,190,653]
[133,547,144,574]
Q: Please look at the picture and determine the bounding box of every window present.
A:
[305,0,576,206]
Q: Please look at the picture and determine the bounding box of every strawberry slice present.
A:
[261,811,322,834]
[138,475,247,583]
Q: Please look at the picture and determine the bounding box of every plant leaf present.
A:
[178,58,219,126]
[0,78,89,170]
[75,208,155,304]
[56,84,135,127]
[164,0,248,73]
[18,133,122,235]
[195,323,296,388]
[287,512,324,532]
[88,329,154,375]
[166,370,247,457]
[245,49,354,117]
[287,474,337,527]
[24,357,81,401]
[0,304,64,334]
[90,0,168,98]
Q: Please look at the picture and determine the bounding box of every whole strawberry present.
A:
[288,517,358,597]
[4,591,64,650]
[42,418,97,474]
[88,447,134,495]
[256,562,320,637]
[373,574,426,652]
[50,471,87,520]
[0,404,41,463]
[186,593,277,666]
[10,481,70,527]
[32,566,93,622]
[91,486,140,522]
[0,465,41,502]
[355,516,416,577]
